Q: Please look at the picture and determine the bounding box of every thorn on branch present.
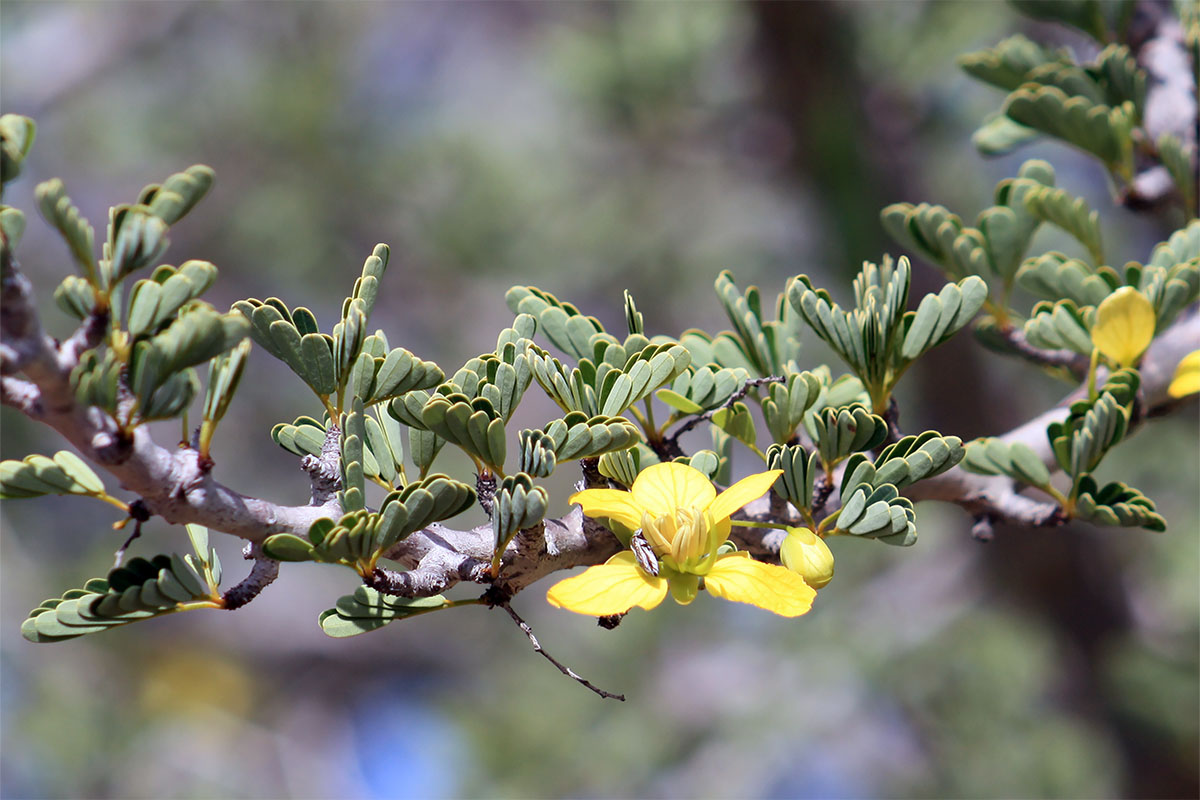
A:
[971,513,995,543]
[496,600,625,702]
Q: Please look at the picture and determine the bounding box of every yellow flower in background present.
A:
[1168,350,1200,398]
[780,527,835,589]
[1091,287,1156,367]
[546,462,816,618]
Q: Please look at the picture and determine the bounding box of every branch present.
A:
[1125,2,1197,208]
[906,309,1199,525]
[1,255,341,541]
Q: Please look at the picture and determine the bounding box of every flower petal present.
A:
[546,552,667,616]
[569,488,645,530]
[707,469,783,523]
[667,571,700,605]
[631,462,716,517]
[1168,350,1200,398]
[1091,287,1156,367]
[703,553,816,617]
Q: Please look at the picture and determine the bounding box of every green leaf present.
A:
[713,271,800,377]
[1047,370,1137,484]
[1004,86,1134,174]
[832,483,917,546]
[107,205,170,284]
[710,401,757,448]
[1094,44,1146,114]
[319,588,449,638]
[811,405,887,468]
[899,276,988,362]
[675,450,720,481]
[201,339,252,436]
[0,451,106,499]
[492,473,549,553]
[35,178,99,283]
[958,34,1068,91]
[70,350,122,415]
[766,443,818,510]
[506,285,605,361]
[962,437,1052,487]
[140,165,214,226]
[1022,184,1104,266]
[421,393,507,470]
[759,371,821,444]
[128,306,249,421]
[517,429,558,478]
[127,260,219,339]
[271,415,328,458]
[972,115,1039,157]
[22,550,222,643]
[598,444,656,489]
[53,275,97,320]
[1,113,36,186]
[540,412,641,462]
[1016,252,1120,306]
[1073,475,1165,531]
[1023,298,1095,355]
[261,533,318,562]
[1157,134,1197,217]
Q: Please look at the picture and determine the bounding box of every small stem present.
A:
[95,492,132,513]
[1087,348,1100,401]
[642,398,658,437]
[497,601,625,702]
[732,519,792,532]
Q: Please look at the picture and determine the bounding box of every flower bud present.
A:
[780,527,834,589]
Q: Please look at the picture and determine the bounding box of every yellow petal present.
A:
[569,488,645,530]
[779,527,835,589]
[631,462,716,517]
[1091,287,1156,367]
[703,553,816,617]
[1168,350,1200,398]
[545,552,667,616]
[667,571,701,605]
[707,469,783,523]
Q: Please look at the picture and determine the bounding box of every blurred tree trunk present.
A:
[749,2,1198,796]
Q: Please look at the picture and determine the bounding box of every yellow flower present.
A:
[546,462,816,618]
[1168,350,1200,398]
[1091,287,1156,367]
[779,527,835,589]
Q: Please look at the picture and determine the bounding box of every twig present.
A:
[997,326,1090,379]
[882,395,904,445]
[667,375,786,444]
[497,600,625,702]
[113,500,152,567]
[222,543,280,610]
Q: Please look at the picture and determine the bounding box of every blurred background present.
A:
[2,2,1197,798]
